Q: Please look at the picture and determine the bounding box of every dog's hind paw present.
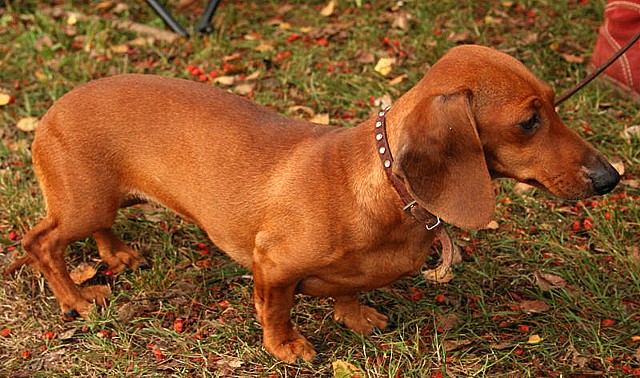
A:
[334,304,388,335]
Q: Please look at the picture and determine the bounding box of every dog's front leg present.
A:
[253,263,316,363]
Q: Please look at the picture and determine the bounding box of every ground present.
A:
[0,1,639,377]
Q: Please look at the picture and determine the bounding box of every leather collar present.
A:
[373,107,441,230]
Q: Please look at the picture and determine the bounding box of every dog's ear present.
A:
[394,90,494,230]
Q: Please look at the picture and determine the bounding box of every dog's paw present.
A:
[108,249,149,273]
[264,330,317,364]
[334,304,388,335]
[59,284,111,320]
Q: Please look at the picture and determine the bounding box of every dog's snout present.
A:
[588,156,620,195]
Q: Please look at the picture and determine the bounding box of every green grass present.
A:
[1,0,639,376]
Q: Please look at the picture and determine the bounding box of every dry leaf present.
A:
[332,360,364,378]
[561,53,585,63]
[514,182,535,195]
[423,266,454,283]
[391,10,412,30]
[388,73,408,85]
[110,44,129,53]
[372,94,393,109]
[244,70,261,81]
[527,334,543,344]
[490,341,514,350]
[570,346,589,368]
[233,83,255,96]
[67,14,78,25]
[278,22,292,30]
[519,299,550,314]
[310,113,330,125]
[355,51,375,64]
[621,125,640,140]
[443,338,473,352]
[437,312,460,332]
[288,105,315,117]
[0,93,12,106]
[69,262,97,285]
[16,117,38,132]
[254,41,274,52]
[447,31,472,43]
[320,0,336,17]
[374,57,395,77]
[610,158,625,176]
[485,220,499,230]
[213,76,235,86]
[534,271,567,291]
[96,1,114,10]
[622,179,640,188]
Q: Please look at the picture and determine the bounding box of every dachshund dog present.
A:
[8,45,619,362]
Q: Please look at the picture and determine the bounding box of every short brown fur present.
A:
[9,45,619,362]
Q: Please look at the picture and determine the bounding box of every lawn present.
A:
[1,0,639,376]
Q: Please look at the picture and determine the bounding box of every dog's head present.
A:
[392,44,620,230]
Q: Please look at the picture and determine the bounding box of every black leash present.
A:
[555,32,640,106]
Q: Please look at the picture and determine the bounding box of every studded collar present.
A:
[373,107,441,230]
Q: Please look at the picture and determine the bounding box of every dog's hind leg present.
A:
[93,228,149,273]
[21,216,112,318]
[333,294,388,335]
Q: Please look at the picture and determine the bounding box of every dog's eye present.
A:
[518,114,539,131]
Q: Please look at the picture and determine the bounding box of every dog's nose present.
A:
[588,156,620,195]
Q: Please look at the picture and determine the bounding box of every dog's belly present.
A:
[296,243,433,297]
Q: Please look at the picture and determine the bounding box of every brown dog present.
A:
[9,45,619,363]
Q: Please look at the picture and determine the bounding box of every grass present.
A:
[1,0,639,376]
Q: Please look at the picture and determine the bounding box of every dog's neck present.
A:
[373,107,441,231]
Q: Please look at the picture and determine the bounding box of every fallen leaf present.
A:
[0,93,12,106]
[355,51,375,64]
[233,83,255,96]
[67,14,78,25]
[374,57,395,77]
[610,158,625,176]
[561,53,585,63]
[320,0,336,17]
[447,31,472,43]
[570,346,589,368]
[514,182,535,195]
[16,117,38,132]
[436,312,460,332]
[278,22,292,30]
[254,41,274,52]
[310,113,330,125]
[391,10,412,30]
[332,360,364,378]
[443,338,473,352]
[244,70,261,81]
[388,73,408,85]
[631,335,640,342]
[621,125,640,140]
[527,334,543,344]
[622,179,640,188]
[423,266,454,283]
[534,271,567,291]
[110,44,129,53]
[288,105,315,117]
[519,299,550,314]
[213,76,235,86]
[58,327,77,340]
[372,94,393,109]
[490,341,514,350]
[485,220,499,230]
[69,262,97,285]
